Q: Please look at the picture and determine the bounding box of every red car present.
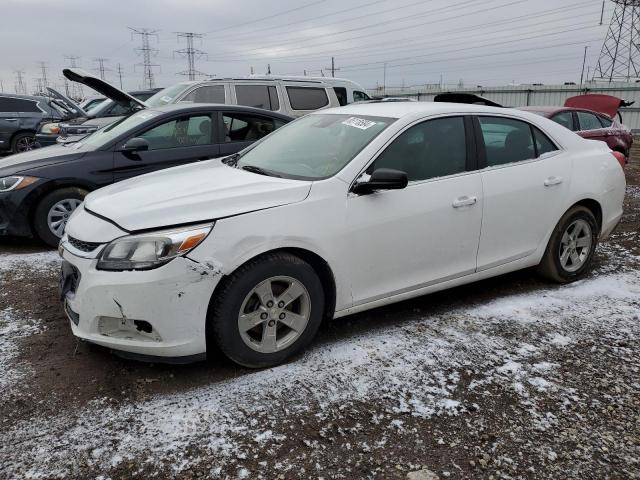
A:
[520,94,633,167]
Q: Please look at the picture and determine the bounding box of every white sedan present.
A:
[60,102,626,367]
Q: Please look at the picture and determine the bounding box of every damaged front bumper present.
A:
[60,247,222,361]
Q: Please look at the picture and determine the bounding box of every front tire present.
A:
[33,188,87,247]
[537,206,599,283]
[208,252,325,368]
[11,132,37,154]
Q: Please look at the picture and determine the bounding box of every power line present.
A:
[175,32,208,80]
[129,27,160,89]
[203,0,329,34]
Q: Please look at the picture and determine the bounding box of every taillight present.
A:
[611,151,626,168]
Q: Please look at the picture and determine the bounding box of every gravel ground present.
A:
[0,157,639,480]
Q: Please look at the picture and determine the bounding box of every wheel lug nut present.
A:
[268,320,276,327]
[260,312,268,320]
[278,301,285,308]
[279,313,286,319]
[266,301,274,308]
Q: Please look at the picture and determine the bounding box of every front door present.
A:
[346,115,483,306]
[113,112,220,181]
[474,115,572,271]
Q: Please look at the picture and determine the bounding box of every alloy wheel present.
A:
[558,219,593,273]
[47,199,82,238]
[15,135,36,152]
[238,276,311,354]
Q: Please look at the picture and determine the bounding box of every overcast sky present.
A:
[0,0,615,96]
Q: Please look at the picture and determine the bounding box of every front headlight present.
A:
[0,176,38,192]
[96,223,213,271]
[40,123,61,134]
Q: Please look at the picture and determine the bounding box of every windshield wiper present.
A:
[241,165,280,177]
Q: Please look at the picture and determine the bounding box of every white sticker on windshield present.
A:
[161,96,172,103]
[342,117,377,130]
[137,112,155,120]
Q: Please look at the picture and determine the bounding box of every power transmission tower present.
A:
[593,0,640,82]
[324,57,341,77]
[94,57,110,80]
[117,63,125,89]
[64,55,84,99]
[14,70,26,95]
[175,32,207,80]
[129,27,160,89]
[37,61,49,88]
[33,77,44,95]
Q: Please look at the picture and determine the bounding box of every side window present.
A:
[370,116,467,181]
[0,97,40,113]
[286,87,329,110]
[222,113,275,143]
[551,111,575,131]
[532,126,558,157]
[333,87,348,106]
[235,85,279,111]
[478,116,535,166]
[182,85,225,104]
[598,115,613,128]
[576,111,603,131]
[138,115,212,150]
[353,91,370,102]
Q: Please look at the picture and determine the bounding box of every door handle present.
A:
[3,118,18,122]
[452,196,477,208]
[544,176,563,187]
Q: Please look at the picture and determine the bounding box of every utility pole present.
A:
[175,32,207,80]
[117,63,125,89]
[324,57,341,77]
[14,70,26,95]
[267,64,271,74]
[250,66,254,75]
[580,46,589,86]
[383,63,387,96]
[94,57,109,80]
[37,61,49,89]
[600,0,606,25]
[129,27,160,89]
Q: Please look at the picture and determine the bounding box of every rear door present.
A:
[474,115,571,271]
[0,97,22,149]
[112,111,219,181]
[575,110,610,143]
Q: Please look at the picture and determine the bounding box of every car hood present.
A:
[63,68,147,109]
[564,94,634,118]
[0,145,85,176]
[47,87,87,118]
[84,160,313,232]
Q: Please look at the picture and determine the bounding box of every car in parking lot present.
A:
[0,89,83,154]
[59,102,625,368]
[0,104,291,246]
[520,94,633,166]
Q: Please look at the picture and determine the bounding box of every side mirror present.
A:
[352,168,408,195]
[121,137,149,152]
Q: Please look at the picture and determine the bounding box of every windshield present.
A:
[72,110,160,150]
[237,113,394,180]
[146,83,192,107]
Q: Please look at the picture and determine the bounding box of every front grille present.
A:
[68,236,102,253]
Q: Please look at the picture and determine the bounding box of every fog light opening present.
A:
[134,320,153,334]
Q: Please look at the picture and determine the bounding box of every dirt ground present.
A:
[1,153,639,479]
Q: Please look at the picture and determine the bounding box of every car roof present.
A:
[520,105,613,119]
[148,103,293,120]
[317,101,513,119]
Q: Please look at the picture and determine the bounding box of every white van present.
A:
[145,76,370,118]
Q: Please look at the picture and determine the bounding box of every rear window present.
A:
[235,85,279,111]
[576,111,603,131]
[182,85,225,104]
[286,87,329,110]
[0,97,41,113]
[598,115,613,128]
[333,87,348,106]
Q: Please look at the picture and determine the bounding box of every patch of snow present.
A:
[0,307,43,394]
[0,250,59,273]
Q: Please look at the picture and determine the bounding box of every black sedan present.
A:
[0,103,291,246]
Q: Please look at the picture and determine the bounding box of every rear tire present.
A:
[536,206,598,283]
[11,132,36,154]
[208,252,325,368]
[33,187,87,248]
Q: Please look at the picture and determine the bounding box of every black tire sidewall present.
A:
[210,254,325,368]
[33,188,87,248]
[548,207,599,282]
